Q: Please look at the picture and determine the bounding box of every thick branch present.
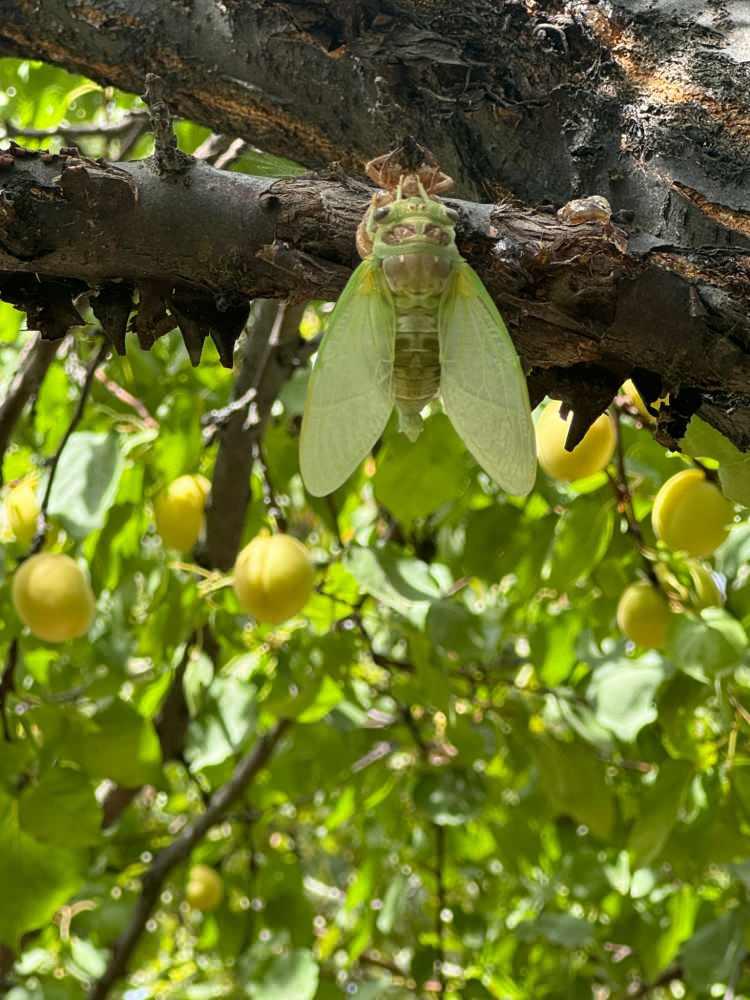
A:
[1,150,749,448]
[2,0,749,239]
[203,300,310,570]
[89,719,292,1000]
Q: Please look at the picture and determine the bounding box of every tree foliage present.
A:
[2,57,750,1000]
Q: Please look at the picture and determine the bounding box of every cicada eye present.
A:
[373,206,391,222]
[445,207,459,222]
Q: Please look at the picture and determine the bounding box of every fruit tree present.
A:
[1,4,750,999]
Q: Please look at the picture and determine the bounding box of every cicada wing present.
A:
[439,262,537,495]
[300,260,395,496]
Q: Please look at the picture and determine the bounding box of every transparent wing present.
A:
[439,262,537,495]
[300,260,395,496]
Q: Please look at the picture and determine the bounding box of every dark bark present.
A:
[0,144,749,447]
[1,0,748,228]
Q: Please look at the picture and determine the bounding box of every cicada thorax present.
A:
[355,168,462,438]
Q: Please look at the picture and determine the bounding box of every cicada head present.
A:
[366,174,458,256]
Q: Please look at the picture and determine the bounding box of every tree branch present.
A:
[0,639,18,742]
[88,718,292,1000]
[0,333,60,480]
[202,300,310,570]
[1,148,749,450]
[3,111,149,143]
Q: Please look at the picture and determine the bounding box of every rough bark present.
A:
[0,0,750,446]
[1,0,748,224]
[0,144,749,448]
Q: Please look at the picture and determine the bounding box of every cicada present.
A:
[300,147,536,497]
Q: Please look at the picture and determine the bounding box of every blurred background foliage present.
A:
[1,57,750,1000]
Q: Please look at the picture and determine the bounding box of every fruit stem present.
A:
[608,407,661,587]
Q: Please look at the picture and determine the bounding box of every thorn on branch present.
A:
[143,74,193,179]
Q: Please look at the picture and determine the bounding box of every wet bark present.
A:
[0,0,749,446]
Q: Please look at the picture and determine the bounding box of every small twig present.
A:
[94,369,158,428]
[214,138,247,170]
[254,440,288,532]
[626,964,682,998]
[201,384,257,441]
[4,112,150,143]
[242,302,287,431]
[88,719,292,1000]
[0,639,19,741]
[143,73,192,177]
[434,824,447,989]
[325,492,344,547]
[609,408,659,586]
[359,951,406,978]
[32,341,109,553]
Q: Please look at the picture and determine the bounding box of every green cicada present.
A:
[300,150,536,497]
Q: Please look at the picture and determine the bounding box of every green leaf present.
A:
[534,737,615,839]
[413,769,486,826]
[627,760,692,866]
[0,792,83,947]
[668,608,747,681]
[427,600,486,662]
[587,656,668,742]
[546,493,614,591]
[462,504,524,580]
[517,912,594,949]
[18,767,101,848]
[681,911,746,992]
[186,676,256,772]
[296,675,344,724]
[252,949,319,1000]
[681,415,750,506]
[62,700,162,787]
[47,431,124,538]
[373,414,470,524]
[345,545,445,625]
[529,612,580,686]
[650,886,699,978]
[376,873,410,935]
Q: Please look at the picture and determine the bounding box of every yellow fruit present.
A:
[616,581,672,649]
[652,469,733,558]
[233,533,315,625]
[299,304,322,340]
[154,475,209,551]
[185,864,223,912]
[4,479,40,545]
[623,379,653,421]
[536,401,617,482]
[687,560,723,610]
[193,475,211,501]
[12,553,96,643]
